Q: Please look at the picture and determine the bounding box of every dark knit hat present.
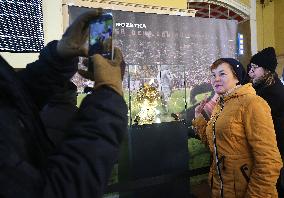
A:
[250,47,277,71]
[220,58,247,85]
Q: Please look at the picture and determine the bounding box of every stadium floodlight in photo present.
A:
[238,33,244,55]
[0,0,44,52]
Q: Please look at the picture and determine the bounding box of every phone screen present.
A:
[89,13,113,59]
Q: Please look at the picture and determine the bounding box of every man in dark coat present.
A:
[248,47,284,197]
[40,81,78,146]
[281,67,284,85]
[0,9,127,198]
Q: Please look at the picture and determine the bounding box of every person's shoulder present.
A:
[264,79,284,98]
[239,91,268,107]
[274,78,284,89]
[237,94,271,117]
[241,93,259,101]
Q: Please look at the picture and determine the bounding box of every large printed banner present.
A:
[70,6,237,123]
[112,11,237,86]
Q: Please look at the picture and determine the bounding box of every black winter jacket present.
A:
[40,81,78,146]
[0,41,127,198]
[253,77,284,160]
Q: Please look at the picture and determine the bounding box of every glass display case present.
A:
[123,64,187,125]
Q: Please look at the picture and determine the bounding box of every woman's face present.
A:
[248,63,265,83]
[210,63,239,95]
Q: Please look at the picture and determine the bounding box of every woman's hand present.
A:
[194,96,208,118]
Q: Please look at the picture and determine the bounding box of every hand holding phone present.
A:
[57,9,103,58]
[88,12,113,72]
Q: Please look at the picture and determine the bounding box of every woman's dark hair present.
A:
[210,59,238,79]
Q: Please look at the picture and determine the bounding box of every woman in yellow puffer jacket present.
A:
[192,58,282,198]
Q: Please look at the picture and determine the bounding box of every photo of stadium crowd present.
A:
[71,8,237,123]
[116,11,236,123]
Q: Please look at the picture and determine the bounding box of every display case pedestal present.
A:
[119,121,189,198]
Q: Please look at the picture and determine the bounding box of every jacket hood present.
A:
[222,83,256,102]
[0,56,39,114]
[0,55,54,166]
[0,56,25,106]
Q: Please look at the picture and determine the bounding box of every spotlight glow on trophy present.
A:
[134,83,161,125]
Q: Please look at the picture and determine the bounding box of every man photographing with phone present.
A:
[0,8,127,198]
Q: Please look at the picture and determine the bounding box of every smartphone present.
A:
[88,13,113,60]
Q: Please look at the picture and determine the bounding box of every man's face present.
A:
[248,63,265,83]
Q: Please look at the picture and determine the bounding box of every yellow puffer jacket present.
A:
[192,84,283,198]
